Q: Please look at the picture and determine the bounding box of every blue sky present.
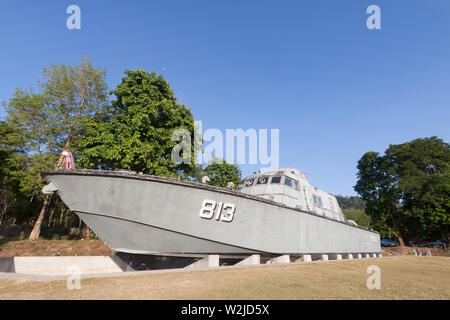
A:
[0,0,449,196]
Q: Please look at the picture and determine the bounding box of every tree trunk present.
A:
[29,193,53,240]
[64,209,69,228]
[59,203,65,226]
[47,207,54,227]
[0,201,6,225]
[0,190,8,225]
[0,208,5,225]
[396,234,405,247]
[390,216,406,247]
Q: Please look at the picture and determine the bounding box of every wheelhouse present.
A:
[237,168,346,223]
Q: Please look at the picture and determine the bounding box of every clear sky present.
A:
[0,0,449,196]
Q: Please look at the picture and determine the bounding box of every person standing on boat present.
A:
[57,149,76,170]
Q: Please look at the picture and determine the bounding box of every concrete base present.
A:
[344,254,353,260]
[378,253,383,258]
[365,254,371,259]
[268,255,290,264]
[235,255,260,266]
[321,254,329,261]
[372,253,377,258]
[0,256,134,276]
[303,254,312,263]
[184,255,219,269]
[357,254,363,259]
[331,254,342,260]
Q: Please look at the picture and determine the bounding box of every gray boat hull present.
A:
[44,170,380,256]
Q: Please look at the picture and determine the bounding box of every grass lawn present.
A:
[0,256,449,300]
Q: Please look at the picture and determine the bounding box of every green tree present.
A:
[335,195,366,210]
[3,57,108,239]
[335,195,370,228]
[0,121,21,224]
[385,137,450,243]
[202,158,242,189]
[355,137,450,245]
[342,208,371,229]
[78,70,197,176]
[42,57,108,151]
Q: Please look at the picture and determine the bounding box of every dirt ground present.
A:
[0,256,449,300]
[1,239,447,258]
[381,246,449,256]
[0,239,113,257]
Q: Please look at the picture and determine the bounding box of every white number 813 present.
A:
[199,199,236,222]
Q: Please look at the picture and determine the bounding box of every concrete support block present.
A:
[303,255,312,263]
[321,254,329,261]
[235,255,260,266]
[0,256,134,275]
[365,254,371,259]
[378,253,383,258]
[344,254,353,260]
[269,255,290,264]
[372,253,377,258]
[185,255,219,269]
[357,254,363,259]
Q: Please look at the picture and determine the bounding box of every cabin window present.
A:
[244,179,255,187]
[271,176,282,184]
[294,181,301,191]
[313,195,323,208]
[257,177,268,184]
[237,183,244,190]
[284,177,292,187]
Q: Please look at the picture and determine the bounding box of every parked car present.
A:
[381,239,399,247]
[431,240,446,248]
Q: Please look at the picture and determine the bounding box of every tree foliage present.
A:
[335,195,366,210]
[355,137,450,244]
[335,195,370,228]
[78,70,197,176]
[342,208,371,229]
[1,58,108,233]
[202,158,242,188]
